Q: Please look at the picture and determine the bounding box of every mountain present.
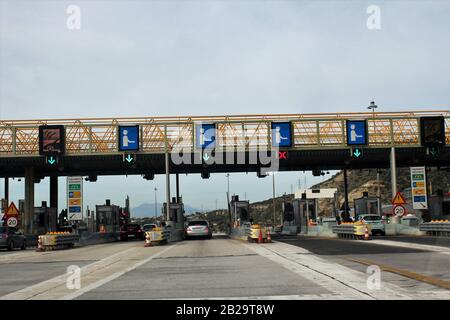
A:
[131,202,203,218]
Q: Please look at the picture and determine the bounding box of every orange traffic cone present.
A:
[266,230,272,243]
[364,226,370,240]
[258,229,263,244]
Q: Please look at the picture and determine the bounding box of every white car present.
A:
[358,214,385,236]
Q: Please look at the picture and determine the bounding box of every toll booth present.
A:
[96,199,121,232]
[291,188,338,234]
[291,198,316,234]
[429,191,450,220]
[164,197,185,228]
[354,192,380,219]
[34,201,57,234]
[230,195,250,224]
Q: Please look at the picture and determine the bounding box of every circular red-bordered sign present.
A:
[393,205,406,217]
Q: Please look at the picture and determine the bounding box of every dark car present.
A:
[0,227,27,251]
[119,224,145,241]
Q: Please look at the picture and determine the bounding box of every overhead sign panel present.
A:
[346,120,368,146]
[39,125,65,155]
[271,122,292,148]
[67,176,83,221]
[410,167,428,209]
[119,125,140,151]
[420,116,445,147]
[196,123,216,149]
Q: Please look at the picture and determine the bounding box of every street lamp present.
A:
[367,100,378,116]
[367,100,381,215]
[154,187,158,219]
[226,173,230,201]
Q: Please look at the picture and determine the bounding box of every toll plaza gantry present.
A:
[0,110,449,234]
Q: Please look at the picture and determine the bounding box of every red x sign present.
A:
[278,151,288,160]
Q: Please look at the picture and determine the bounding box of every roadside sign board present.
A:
[67,176,83,221]
[3,202,20,228]
[393,205,406,217]
[5,202,19,217]
[392,192,406,205]
[6,217,18,228]
[410,167,428,209]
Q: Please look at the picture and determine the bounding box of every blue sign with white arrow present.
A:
[119,126,139,151]
[346,120,368,145]
[196,123,216,149]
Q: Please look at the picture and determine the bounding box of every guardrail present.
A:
[37,232,80,251]
[419,221,450,236]
[332,222,372,240]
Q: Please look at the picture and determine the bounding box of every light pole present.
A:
[272,172,276,225]
[154,187,158,219]
[368,101,381,215]
[226,173,230,201]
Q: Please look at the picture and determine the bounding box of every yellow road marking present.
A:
[347,257,450,290]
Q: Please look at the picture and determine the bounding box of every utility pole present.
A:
[368,101,381,216]
[272,172,276,225]
[154,187,158,219]
[226,174,230,203]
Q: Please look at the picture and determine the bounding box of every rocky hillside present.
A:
[312,167,450,213]
[197,168,449,230]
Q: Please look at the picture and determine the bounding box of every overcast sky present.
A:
[0,0,449,214]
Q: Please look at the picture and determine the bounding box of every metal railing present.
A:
[0,110,448,156]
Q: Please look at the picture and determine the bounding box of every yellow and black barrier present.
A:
[36,232,80,251]
[245,224,270,243]
[332,222,372,240]
[144,227,170,246]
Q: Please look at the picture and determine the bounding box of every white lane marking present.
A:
[367,239,450,253]
[245,241,414,300]
[0,247,138,300]
[60,244,177,300]
[169,293,356,300]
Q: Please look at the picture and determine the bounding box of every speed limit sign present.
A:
[393,205,406,217]
[6,217,18,228]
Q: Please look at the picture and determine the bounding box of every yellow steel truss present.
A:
[0,111,448,156]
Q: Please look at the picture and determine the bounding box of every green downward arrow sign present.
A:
[430,147,438,156]
[353,149,361,158]
[48,156,56,165]
[203,152,210,161]
[125,155,133,163]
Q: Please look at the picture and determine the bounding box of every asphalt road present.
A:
[0,235,449,300]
